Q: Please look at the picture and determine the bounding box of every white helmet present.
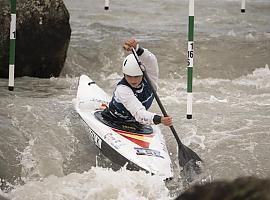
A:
[122,54,143,76]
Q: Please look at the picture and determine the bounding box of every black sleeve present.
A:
[136,47,144,56]
[153,115,161,125]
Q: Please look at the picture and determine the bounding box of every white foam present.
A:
[19,139,39,181]
[209,95,228,103]
[182,125,206,150]
[242,141,257,154]
[161,96,182,104]
[227,30,236,37]
[233,64,270,89]
[7,167,171,200]
[245,33,257,41]
[196,78,231,86]
[57,116,79,161]
[21,105,41,120]
[104,72,122,80]
[0,149,4,159]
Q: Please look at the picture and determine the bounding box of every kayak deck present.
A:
[94,110,153,134]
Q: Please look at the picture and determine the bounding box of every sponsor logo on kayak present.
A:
[104,132,125,149]
[89,128,102,149]
[134,147,164,158]
[89,98,109,104]
[121,124,136,131]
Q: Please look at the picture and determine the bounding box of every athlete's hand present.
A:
[161,116,173,126]
[123,38,138,51]
[96,103,108,111]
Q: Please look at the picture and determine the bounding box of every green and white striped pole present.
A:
[104,0,109,10]
[186,0,194,119]
[241,0,246,13]
[8,0,16,91]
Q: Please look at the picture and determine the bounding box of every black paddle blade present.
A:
[178,145,202,183]
[181,158,202,184]
[178,144,202,167]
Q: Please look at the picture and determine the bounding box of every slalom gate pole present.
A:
[104,0,109,10]
[241,0,246,13]
[8,0,16,91]
[187,0,194,119]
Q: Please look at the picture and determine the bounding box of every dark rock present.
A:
[175,176,270,200]
[0,0,71,78]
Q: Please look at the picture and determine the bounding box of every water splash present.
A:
[7,167,171,200]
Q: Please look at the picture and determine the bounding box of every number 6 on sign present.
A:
[187,42,194,67]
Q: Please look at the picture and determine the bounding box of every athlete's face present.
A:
[124,74,143,88]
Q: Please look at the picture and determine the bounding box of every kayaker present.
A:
[102,38,172,127]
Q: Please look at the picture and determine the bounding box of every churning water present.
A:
[0,0,269,199]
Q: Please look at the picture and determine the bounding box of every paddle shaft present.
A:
[131,47,202,167]
[131,48,183,146]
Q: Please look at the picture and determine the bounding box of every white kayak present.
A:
[75,75,173,179]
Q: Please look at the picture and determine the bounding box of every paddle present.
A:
[131,48,202,168]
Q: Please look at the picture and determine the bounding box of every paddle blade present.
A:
[178,145,202,182]
[178,144,202,167]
